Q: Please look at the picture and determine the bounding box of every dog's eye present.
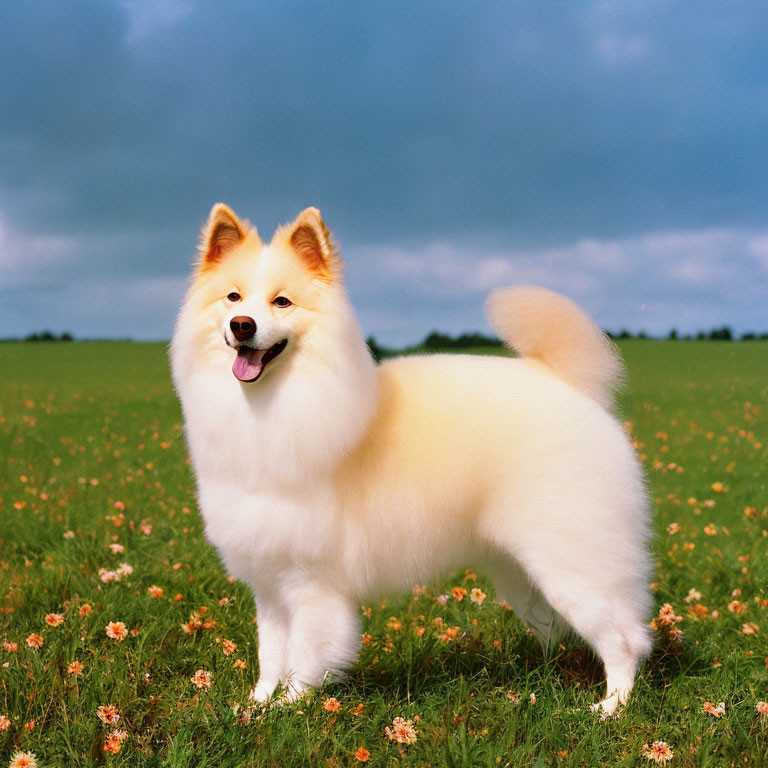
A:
[273,296,292,308]
[227,292,241,302]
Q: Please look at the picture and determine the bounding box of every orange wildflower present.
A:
[8,752,37,768]
[148,585,164,598]
[323,697,341,712]
[181,612,203,634]
[105,621,127,641]
[25,633,44,649]
[642,741,673,764]
[190,669,212,689]
[451,587,467,601]
[103,737,122,754]
[354,746,370,762]
[702,701,726,718]
[96,704,121,724]
[656,604,682,626]
[439,626,461,642]
[44,613,64,627]
[67,660,85,676]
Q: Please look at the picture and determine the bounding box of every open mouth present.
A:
[232,339,287,382]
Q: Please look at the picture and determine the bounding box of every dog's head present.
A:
[178,204,343,383]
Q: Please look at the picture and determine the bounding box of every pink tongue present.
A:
[232,347,268,382]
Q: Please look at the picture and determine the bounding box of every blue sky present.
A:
[1,0,767,343]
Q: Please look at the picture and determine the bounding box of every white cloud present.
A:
[0,217,81,289]
[119,0,194,45]
[347,226,768,344]
[3,217,766,342]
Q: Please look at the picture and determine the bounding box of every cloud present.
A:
[2,221,765,342]
[346,226,768,344]
[119,0,194,45]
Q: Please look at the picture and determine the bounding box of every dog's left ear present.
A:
[285,207,340,282]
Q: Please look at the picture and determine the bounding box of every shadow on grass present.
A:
[343,632,615,702]
[341,632,702,704]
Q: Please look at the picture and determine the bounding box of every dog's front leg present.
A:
[282,584,361,702]
[249,598,291,703]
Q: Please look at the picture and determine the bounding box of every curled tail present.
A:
[485,285,623,409]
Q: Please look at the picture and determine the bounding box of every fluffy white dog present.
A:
[171,204,652,714]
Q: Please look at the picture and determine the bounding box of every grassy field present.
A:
[0,340,766,767]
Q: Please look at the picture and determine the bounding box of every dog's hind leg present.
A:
[481,509,652,714]
[484,553,566,653]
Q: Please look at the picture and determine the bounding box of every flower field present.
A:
[0,340,766,767]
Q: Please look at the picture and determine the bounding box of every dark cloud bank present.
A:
[1,1,767,343]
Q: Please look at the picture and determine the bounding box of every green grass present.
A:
[0,340,766,767]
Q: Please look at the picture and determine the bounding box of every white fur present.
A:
[171,214,653,714]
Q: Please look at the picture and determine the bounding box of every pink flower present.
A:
[384,716,418,744]
[470,588,487,605]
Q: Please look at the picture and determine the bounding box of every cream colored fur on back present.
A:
[171,205,653,716]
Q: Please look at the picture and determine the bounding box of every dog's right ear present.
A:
[197,204,250,271]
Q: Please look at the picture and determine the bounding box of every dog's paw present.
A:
[591,687,630,719]
[281,680,312,705]
[249,680,277,704]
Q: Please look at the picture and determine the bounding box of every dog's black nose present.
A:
[230,316,256,342]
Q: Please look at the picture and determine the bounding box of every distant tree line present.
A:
[366,326,768,360]
[2,327,766,353]
[606,326,768,341]
[0,331,74,342]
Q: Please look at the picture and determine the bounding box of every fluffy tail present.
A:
[485,286,623,409]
